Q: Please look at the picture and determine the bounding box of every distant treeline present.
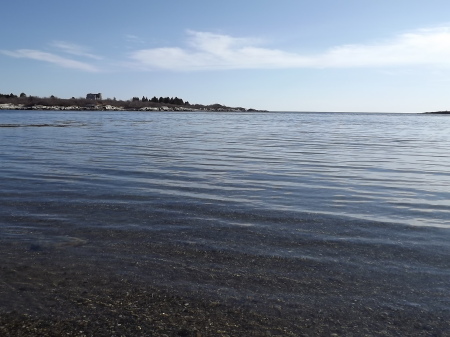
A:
[0,92,27,99]
[134,96,189,105]
[0,92,242,110]
[0,92,189,106]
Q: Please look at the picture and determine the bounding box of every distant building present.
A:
[86,93,102,100]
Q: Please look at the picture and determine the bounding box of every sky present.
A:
[2,0,450,112]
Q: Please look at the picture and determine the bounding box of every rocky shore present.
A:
[0,103,266,112]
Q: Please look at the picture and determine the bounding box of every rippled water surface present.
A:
[1,110,450,229]
[1,110,450,328]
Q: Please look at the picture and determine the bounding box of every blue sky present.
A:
[2,0,450,112]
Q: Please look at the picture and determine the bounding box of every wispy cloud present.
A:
[0,49,100,72]
[51,41,102,60]
[128,27,450,71]
[318,27,450,68]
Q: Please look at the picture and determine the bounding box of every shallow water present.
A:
[0,110,449,321]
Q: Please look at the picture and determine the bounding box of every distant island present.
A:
[424,111,450,114]
[0,92,267,112]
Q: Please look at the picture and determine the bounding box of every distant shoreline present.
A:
[0,103,267,112]
[0,92,268,112]
[1,102,445,114]
[424,110,450,114]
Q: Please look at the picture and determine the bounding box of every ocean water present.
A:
[1,110,449,322]
[1,110,449,228]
